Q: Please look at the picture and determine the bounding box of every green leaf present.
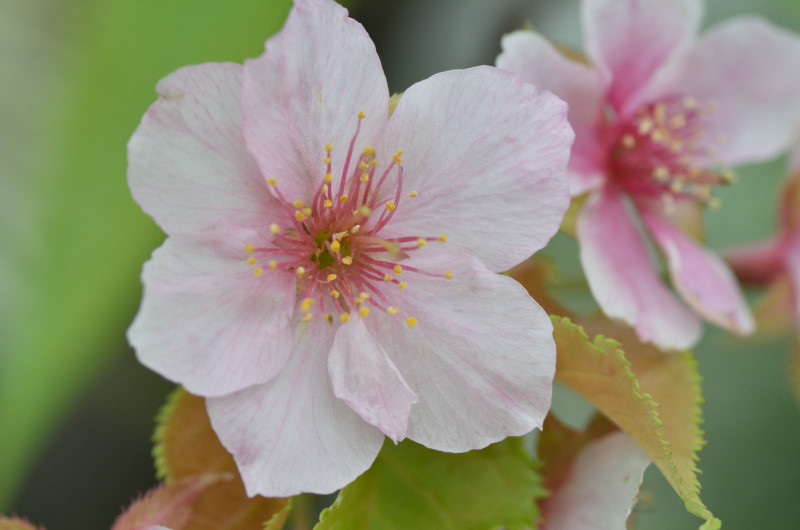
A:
[0,0,292,508]
[316,437,544,530]
[552,316,719,529]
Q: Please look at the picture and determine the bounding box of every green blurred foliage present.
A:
[0,0,291,508]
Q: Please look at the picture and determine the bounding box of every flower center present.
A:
[606,95,734,209]
[244,112,451,327]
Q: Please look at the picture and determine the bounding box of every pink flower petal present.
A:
[577,189,702,350]
[241,0,389,204]
[328,317,418,443]
[784,235,800,329]
[542,431,650,530]
[657,17,800,166]
[496,30,605,196]
[128,235,296,397]
[128,63,277,235]
[364,252,555,452]
[207,315,384,497]
[582,0,702,114]
[642,210,754,335]
[375,66,572,272]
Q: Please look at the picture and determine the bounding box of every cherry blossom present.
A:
[497,0,800,349]
[128,0,572,496]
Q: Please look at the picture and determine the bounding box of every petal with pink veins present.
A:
[128,63,278,235]
[128,234,296,397]
[542,431,650,530]
[241,0,389,204]
[642,210,754,336]
[375,66,572,272]
[582,0,702,114]
[655,17,800,166]
[497,30,605,195]
[577,189,702,350]
[329,317,418,443]
[207,314,384,497]
[365,252,555,452]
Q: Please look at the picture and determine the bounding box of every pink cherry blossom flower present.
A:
[127,0,573,496]
[497,0,800,350]
[541,431,650,530]
[727,143,800,327]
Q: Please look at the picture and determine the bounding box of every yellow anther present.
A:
[340,195,348,203]
[394,148,403,158]
[721,169,736,183]
[330,240,341,253]
[253,267,264,277]
[358,205,371,217]
[394,265,402,274]
[359,161,369,170]
[244,243,255,253]
[324,173,333,183]
[651,129,665,143]
[438,234,447,242]
[324,313,333,324]
[444,271,454,280]
[363,146,375,156]
[387,306,400,315]
[393,156,402,164]
[301,207,312,216]
[327,273,337,282]
[359,306,370,318]
[302,312,312,322]
[340,313,350,323]
[321,184,329,194]
[622,134,635,149]
[359,292,370,300]
[670,114,687,128]
[301,297,314,312]
[370,159,378,166]
[653,166,670,181]
[322,156,331,165]
[292,199,303,208]
[416,238,427,248]
[342,256,353,265]
[360,173,369,183]
[325,143,333,153]
[408,190,418,197]
[405,316,417,327]
[269,223,280,235]
[268,260,278,269]
[351,224,361,234]
[324,199,333,207]
[385,200,396,211]
[357,110,366,119]
[266,177,277,186]
[331,289,341,299]
[398,281,408,290]
[295,211,307,221]
[384,274,393,281]
[637,119,654,135]
[247,256,257,266]
[296,266,306,277]
[670,180,684,193]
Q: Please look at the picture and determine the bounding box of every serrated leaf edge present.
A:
[551,316,716,528]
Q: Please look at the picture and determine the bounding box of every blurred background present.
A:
[1,0,799,528]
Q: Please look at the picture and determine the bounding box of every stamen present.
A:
[270,224,280,235]
[244,243,255,253]
[405,317,417,327]
[253,267,263,277]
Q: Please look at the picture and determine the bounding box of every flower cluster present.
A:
[121,0,800,525]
